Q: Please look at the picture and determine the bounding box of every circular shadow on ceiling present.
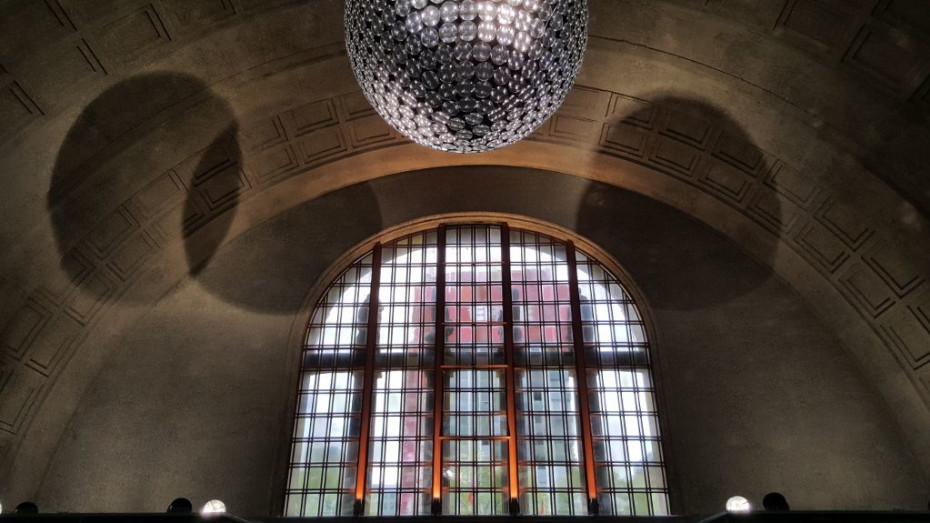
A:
[190,182,384,314]
[59,86,780,315]
[577,96,780,311]
[48,72,242,303]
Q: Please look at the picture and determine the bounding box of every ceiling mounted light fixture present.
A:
[201,500,227,515]
[726,496,752,513]
[346,0,588,153]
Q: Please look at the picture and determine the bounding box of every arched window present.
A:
[285,223,669,517]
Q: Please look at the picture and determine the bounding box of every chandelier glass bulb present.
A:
[346,0,588,153]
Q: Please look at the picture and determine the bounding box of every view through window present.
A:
[286,224,668,516]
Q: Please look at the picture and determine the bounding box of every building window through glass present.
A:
[285,223,669,516]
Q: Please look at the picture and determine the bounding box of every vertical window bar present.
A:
[565,241,598,512]
[355,243,383,512]
[500,223,520,513]
[431,225,447,510]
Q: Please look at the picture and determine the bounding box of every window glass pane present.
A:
[511,232,573,349]
[442,370,507,436]
[366,369,434,515]
[377,233,438,350]
[286,370,362,516]
[589,368,668,515]
[515,365,586,515]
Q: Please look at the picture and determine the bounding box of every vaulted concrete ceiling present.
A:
[1,0,930,509]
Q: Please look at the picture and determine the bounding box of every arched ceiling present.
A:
[1,0,930,508]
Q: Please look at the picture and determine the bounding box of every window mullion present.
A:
[500,223,520,514]
[566,241,599,513]
[431,225,447,513]
[354,242,383,514]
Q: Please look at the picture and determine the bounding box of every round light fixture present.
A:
[346,0,588,153]
[201,499,227,515]
[726,495,751,513]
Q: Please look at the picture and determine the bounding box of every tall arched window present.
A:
[285,223,668,517]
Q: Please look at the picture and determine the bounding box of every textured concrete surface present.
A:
[1,0,930,516]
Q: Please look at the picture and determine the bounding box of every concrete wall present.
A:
[35,168,928,515]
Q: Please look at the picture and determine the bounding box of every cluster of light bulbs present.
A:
[346,0,588,153]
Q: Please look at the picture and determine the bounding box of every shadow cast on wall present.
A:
[48,72,243,303]
[191,182,384,314]
[577,96,780,311]
[50,86,779,317]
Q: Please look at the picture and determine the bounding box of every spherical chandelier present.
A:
[345,0,588,153]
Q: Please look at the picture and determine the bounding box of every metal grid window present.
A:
[286,224,669,516]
